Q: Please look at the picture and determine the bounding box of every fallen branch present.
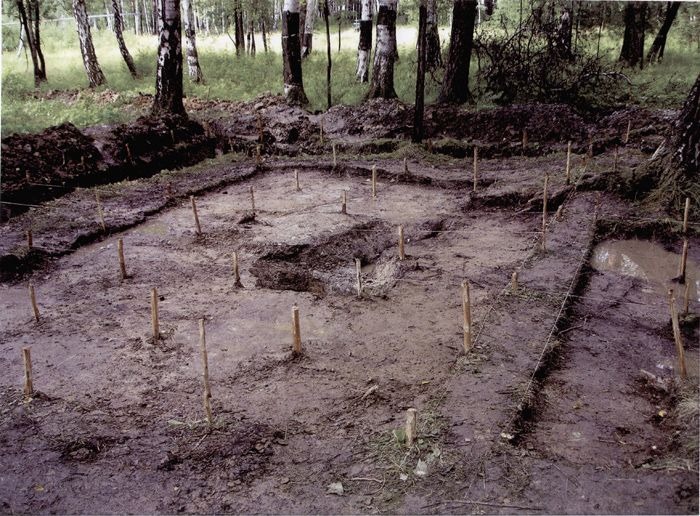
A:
[422,499,542,511]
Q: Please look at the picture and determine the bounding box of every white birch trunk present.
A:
[301,0,316,56]
[355,0,371,81]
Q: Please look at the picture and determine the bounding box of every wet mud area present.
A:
[1,99,698,513]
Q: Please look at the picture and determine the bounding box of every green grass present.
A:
[1,22,698,137]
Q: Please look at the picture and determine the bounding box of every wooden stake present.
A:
[25,170,30,182]
[522,129,528,150]
[332,143,337,167]
[511,271,518,293]
[565,141,571,185]
[341,190,347,214]
[95,190,106,232]
[117,238,127,280]
[462,280,472,353]
[255,144,262,166]
[294,169,300,192]
[256,113,264,143]
[190,196,202,235]
[125,143,132,162]
[683,282,690,314]
[232,252,242,287]
[624,120,631,144]
[404,157,409,173]
[22,347,33,396]
[170,129,175,143]
[398,225,405,260]
[371,166,377,198]
[320,118,324,144]
[29,284,39,322]
[473,147,478,193]
[668,289,687,380]
[292,305,302,355]
[541,174,549,251]
[249,186,256,216]
[26,229,33,249]
[678,238,688,281]
[405,408,417,447]
[355,258,362,298]
[682,197,690,234]
[151,287,159,341]
[199,318,213,426]
[555,205,563,221]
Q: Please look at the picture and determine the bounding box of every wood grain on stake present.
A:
[404,157,408,173]
[682,197,690,233]
[565,141,571,185]
[190,196,202,235]
[624,120,631,144]
[341,190,347,214]
[355,258,363,298]
[95,191,106,232]
[292,305,302,354]
[541,174,549,251]
[678,239,689,280]
[462,281,472,353]
[26,229,33,249]
[250,186,256,216]
[22,347,33,396]
[405,408,417,447]
[473,147,478,192]
[398,225,405,260]
[371,166,377,198]
[150,287,159,341]
[294,169,300,191]
[117,238,127,279]
[29,284,40,322]
[232,252,242,287]
[199,319,213,426]
[668,289,687,380]
[511,271,518,293]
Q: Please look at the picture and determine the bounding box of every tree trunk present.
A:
[28,0,47,81]
[413,0,427,143]
[324,0,331,109]
[647,1,681,63]
[425,0,441,70]
[301,0,316,57]
[438,0,476,104]
[619,1,646,69]
[152,0,158,34]
[355,0,371,82]
[366,0,397,99]
[152,0,186,115]
[261,18,268,51]
[15,0,46,86]
[249,19,256,55]
[556,6,573,59]
[182,0,204,82]
[235,5,245,55]
[73,0,106,87]
[282,0,309,105]
[675,73,699,175]
[111,0,139,78]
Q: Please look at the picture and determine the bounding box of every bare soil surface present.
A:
[0,100,697,514]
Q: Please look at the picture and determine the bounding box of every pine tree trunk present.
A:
[619,1,646,69]
[301,0,316,57]
[261,18,268,52]
[355,0,371,82]
[249,19,256,55]
[282,0,308,104]
[152,0,186,115]
[73,0,107,87]
[111,0,139,78]
[182,0,204,82]
[438,0,476,104]
[647,1,681,63]
[366,0,397,99]
[425,0,441,70]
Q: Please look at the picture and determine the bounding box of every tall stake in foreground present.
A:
[541,174,549,251]
[29,284,40,322]
[292,305,302,354]
[199,319,213,426]
[473,146,478,192]
[462,280,472,353]
[190,196,202,235]
[405,408,417,447]
[565,141,572,185]
[398,225,405,260]
[668,289,687,380]
[22,347,33,396]
[117,238,127,279]
[150,287,160,341]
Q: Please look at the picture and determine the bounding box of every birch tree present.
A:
[15,0,46,86]
[73,0,106,87]
[301,0,316,57]
[152,0,186,115]
[111,0,139,78]
[438,0,477,104]
[425,0,441,69]
[366,0,397,99]
[282,0,308,104]
[355,0,371,82]
[182,0,204,82]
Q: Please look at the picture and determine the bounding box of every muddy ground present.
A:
[0,98,698,514]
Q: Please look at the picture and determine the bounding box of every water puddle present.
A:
[591,239,699,303]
